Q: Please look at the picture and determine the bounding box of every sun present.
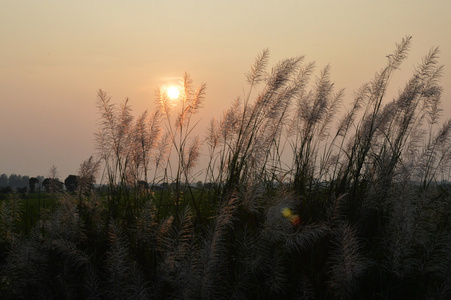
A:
[166,85,181,100]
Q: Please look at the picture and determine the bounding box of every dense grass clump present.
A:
[1,36,451,299]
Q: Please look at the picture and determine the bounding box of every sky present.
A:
[1,0,451,180]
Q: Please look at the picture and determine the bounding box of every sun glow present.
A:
[166,85,181,100]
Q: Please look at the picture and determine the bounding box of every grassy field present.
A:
[1,37,451,299]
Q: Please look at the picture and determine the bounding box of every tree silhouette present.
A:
[42,178,63,193]
[29,177,39,193]
[64,175,79,193]
[0,174,8,187]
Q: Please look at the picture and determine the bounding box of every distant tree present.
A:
[6,174,29,189]
[21,175,30,189]
[0,174,8,187]
[64,175,79,193]
[42,178,50,192]
[203,182,214,189]
[42,178,63,193]
[138,180,149,189]
[29,177,39,193]
[8,174,20,188]
[43,165,63,193]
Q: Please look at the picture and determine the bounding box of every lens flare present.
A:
[281,207,301,227]
[282,207,292,218]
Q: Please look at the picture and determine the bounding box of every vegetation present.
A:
[1,36,451,299]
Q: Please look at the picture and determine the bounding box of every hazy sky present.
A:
[1,0,450,180]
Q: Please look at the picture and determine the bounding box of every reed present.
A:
[1,37,450,299]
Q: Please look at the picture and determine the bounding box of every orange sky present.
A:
[1,0,451,180]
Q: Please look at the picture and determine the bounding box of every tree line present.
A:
[0,173,93,194]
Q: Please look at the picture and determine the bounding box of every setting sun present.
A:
[166,85,181,100]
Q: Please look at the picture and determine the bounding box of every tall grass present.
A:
[1,37,450,299]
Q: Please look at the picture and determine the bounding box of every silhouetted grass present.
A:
[1,37,450,299]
